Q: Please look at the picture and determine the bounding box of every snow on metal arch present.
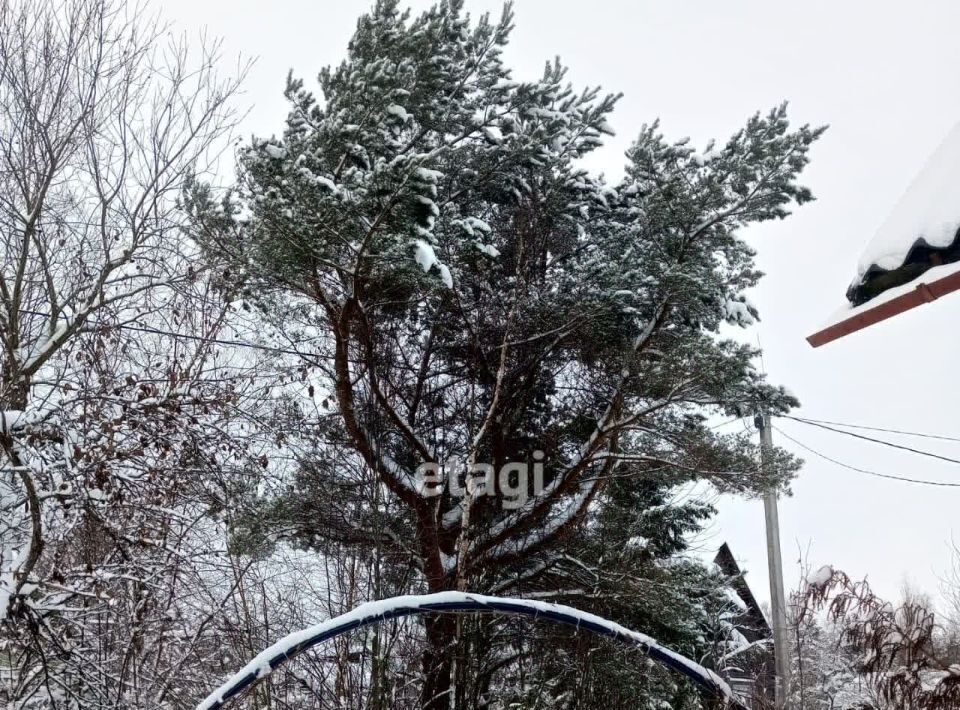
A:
[198,591,748,710]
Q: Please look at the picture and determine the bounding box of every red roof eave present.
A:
[807,265,960,347]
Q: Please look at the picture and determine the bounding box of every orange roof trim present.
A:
[807,260,960,347]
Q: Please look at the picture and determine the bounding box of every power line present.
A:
[784,415,960,444]
[18,307,333,361]
[99,321,325,360]
[708,416,744,430]
[772,424,960,488]
[17,308,960,490]
[783,415,960,467]
[16,305,960,464]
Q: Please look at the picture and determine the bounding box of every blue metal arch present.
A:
[199,593,747,710]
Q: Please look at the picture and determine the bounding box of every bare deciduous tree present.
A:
[0,0,249,706]
[797,567,960,710]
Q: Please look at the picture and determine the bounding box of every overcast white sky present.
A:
[162,0,960,609]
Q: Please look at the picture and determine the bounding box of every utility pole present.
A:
[756,411,791,708]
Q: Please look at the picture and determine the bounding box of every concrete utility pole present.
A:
[756,411,791,708]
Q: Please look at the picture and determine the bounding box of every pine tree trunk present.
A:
[422,614,456,710]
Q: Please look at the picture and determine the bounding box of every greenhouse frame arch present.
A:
[198,592,749,710]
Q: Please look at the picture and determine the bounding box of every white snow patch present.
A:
[415,167,443,182]
[437,263,453,289]
[385,104,410,122]
[474,242,500,258]
[416,195,440,216]
[413,240,439,273]
[597,119,615,136]
[0,410,25,434]
[298,167,338,193]
[263,144,285,159]
[456,217,491,236]
[855,122,960,279]
[482,126,503,144]
[722,298,756,326]
[806,565,833,587]
[412,240,453,288]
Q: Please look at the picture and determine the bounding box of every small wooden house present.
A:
[714,543,776,709]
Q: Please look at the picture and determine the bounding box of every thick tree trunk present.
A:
[0,359,28,411]
[422,613,457,710]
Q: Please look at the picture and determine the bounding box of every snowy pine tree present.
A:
[193,1,822,707]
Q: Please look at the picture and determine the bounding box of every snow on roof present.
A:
[855,122,960,281]
[808,122,960,347]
